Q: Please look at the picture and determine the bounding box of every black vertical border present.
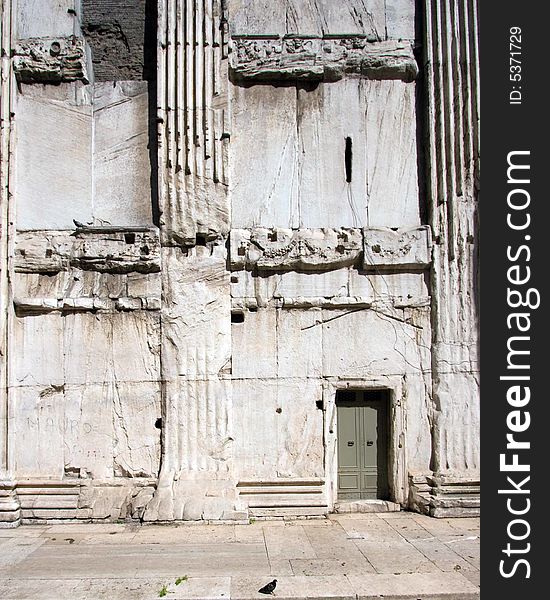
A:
[481,1,547,596]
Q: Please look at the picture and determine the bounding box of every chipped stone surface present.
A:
[363,226,432,270]
[1,0,479,525]
[15,229,161,275]
[230,227,430,272]
[230,37,418,83]
[14,37,89,83]
[230,228,363,271]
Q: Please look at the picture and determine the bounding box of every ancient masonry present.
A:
[0,1,479,526]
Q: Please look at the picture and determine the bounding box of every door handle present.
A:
[366,441,374,446]
[347,441,354,447]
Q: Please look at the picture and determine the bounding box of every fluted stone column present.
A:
[421,0,480,516]
[143,1,237,521]
[0,0,20,528]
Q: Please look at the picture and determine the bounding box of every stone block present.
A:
[227,0,386,38]
[16,0,76,39]
[63,311,160,386]
[364,80,419,227]
[231,78,419,229]
[231,308,278,378]
[63,384,116,479]
[276,309,323,378]
[230,228,362,271]
[15,94,93,230]
[363,226,432,270]
[11,386,65,478]
[111,382,162,478]
[127,272,162,300]
[386,0,416,40]
[161,247,231,380]
[12,313,64,387]
[230,85,299,228]
[233,379,324,481]
[275,270,349,299]
[348,270,428,303]
[93,81,153,226]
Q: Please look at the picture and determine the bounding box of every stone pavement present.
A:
[0,512,480,600]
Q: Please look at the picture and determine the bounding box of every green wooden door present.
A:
[336,390,389,500]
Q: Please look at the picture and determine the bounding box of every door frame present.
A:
[323,377,407,510]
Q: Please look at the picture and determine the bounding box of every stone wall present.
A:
[0,0,479,526]
[82,0,156,81]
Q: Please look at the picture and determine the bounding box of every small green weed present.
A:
[175,576,188,585]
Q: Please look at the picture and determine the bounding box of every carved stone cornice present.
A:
[230,35,418,83]
[230,226,431,272]
[13,37,89,84]
[14,228,161,275]
[230,228,362,271]
[363,226,432,270]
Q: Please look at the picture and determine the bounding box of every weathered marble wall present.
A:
[0,0,479,525]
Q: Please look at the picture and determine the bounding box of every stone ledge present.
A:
[230,36,418,83]
[237,479,326,515]
[333,499,401,513]
[0,479,21,528]
[15,228,161,275]
[14,296,161,315]
[363,226,432,270]
[14,37,90,84]
[408,474,480,518]
[230,227,431,272]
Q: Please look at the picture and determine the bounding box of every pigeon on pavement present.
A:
[258,579,277,595]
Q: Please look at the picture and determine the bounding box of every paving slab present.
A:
[448,518,481,533]
[290,557,375,576]
[231,575,355,600]
[44,523,129,534]
[0,527,47,538]
[410,516,461,538]
[268,559,294,576]
[380,516,434,541]
[145,576,231,600]
[410,538,477,573]
[133,525,236,545]
[0,514,480,599]
[42,533,89,545]
[346,572,480,600]
[354,539,441,574]
[234,524,265,544]
[0,538,46,572]
[263,525,316,560]
[78,532,139,545]
[6,542,270,579]
[0,577,231,600]
[458,569,480,588]
[0,578,82,599]
[334,516,405,542]
[442,538,480,570]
